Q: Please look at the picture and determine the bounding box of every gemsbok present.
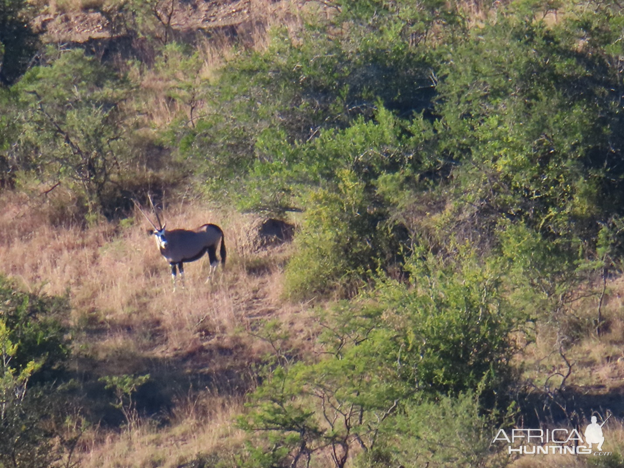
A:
[134,196,226,288]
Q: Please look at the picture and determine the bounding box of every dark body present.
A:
[155,224,226,280]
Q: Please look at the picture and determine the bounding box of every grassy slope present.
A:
[5,179,624,467]
[6,1,624,466]
[0,188,313,467]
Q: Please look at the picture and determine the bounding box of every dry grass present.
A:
[517,274,624,392]
[5,193,624,467]
[77,393,246,468]
[507,276,624,467]
[510,419,624,467]
[132,0,306,130]
[5,189,624,467]
[0,188,311,463]
[0,188,297,348]
[12,4,624,464]
[0,6,315,460]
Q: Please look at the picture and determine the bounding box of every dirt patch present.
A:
[34,11,114,43]
[33,0,285,43]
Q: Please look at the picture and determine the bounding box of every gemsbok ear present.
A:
[146,229,154,236]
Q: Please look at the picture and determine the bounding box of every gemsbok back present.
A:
[134,197,226,289]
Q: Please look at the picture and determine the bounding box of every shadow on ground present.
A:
[516,384,624,432]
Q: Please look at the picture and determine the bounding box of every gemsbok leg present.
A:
[170,263,185,291]
[170,263,177,291]
[178,262,185,289]
[205,246,219,282]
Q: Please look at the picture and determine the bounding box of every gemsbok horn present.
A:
[133,195,226,288]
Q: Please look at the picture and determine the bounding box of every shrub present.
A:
[244,248,522,467]
[284,170,400,299]
[0,276,72,468]
[173,2,445,209]
[365,391,512,468]
[0,0,40,86]
[0,277,70,381]
[435,11,624,245]
[12,48,130,213]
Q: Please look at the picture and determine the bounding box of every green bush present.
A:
[0,277,72,468]
[361,391,512,468]
[244,249,521,467]
[11,47,130,213]
[173,2,446,210]
[0,0,40,86]
[435,10,624,244]
[285,169,402,299]
[0,277,70,381]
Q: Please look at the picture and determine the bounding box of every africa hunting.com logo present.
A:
[493,414,612,456]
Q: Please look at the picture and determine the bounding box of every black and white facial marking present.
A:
[152,227,168,250]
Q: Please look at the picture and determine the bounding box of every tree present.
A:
[172,1,447,212]
[243,250,521,467]
[435,8,624,245]
[13,48,130,212]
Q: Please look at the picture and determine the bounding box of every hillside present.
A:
[32,0,279,43]
[2,1,624,467]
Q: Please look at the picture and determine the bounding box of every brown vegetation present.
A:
[4,182,624,466]
[4,0,624,466]
[0,187,314,465]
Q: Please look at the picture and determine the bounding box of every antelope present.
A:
[134,197,226,288]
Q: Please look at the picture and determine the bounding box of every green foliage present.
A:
[240,106,433,214]
[173,2,445,209]
[375,249,522,395]
[0,319,42,419]
[362,391,512,468]
[240,351,403,468]
[435,11,624,243]
[199,1,624,304]
[588,452,624,468]
[0,87,19,188]
[4,2,624,466]
[244,250,520,466]
[12,48,130,212]
[0,386,61,468]
[274,106,433,298]
[155,42,205,126]
[0,277,72,468]
[108,0,178,45]
[0,276,70,380]
[100,373,151,427]
[284,169,401,299]
[0,319,55,468]
[284,174,368,298]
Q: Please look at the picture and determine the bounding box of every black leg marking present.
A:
[207,246,217,264]
[170,264,179,291]
[178,263,186,289]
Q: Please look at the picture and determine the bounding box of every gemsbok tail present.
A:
[220,232,227,265]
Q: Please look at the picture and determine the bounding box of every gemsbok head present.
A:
[133,196,226,289]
